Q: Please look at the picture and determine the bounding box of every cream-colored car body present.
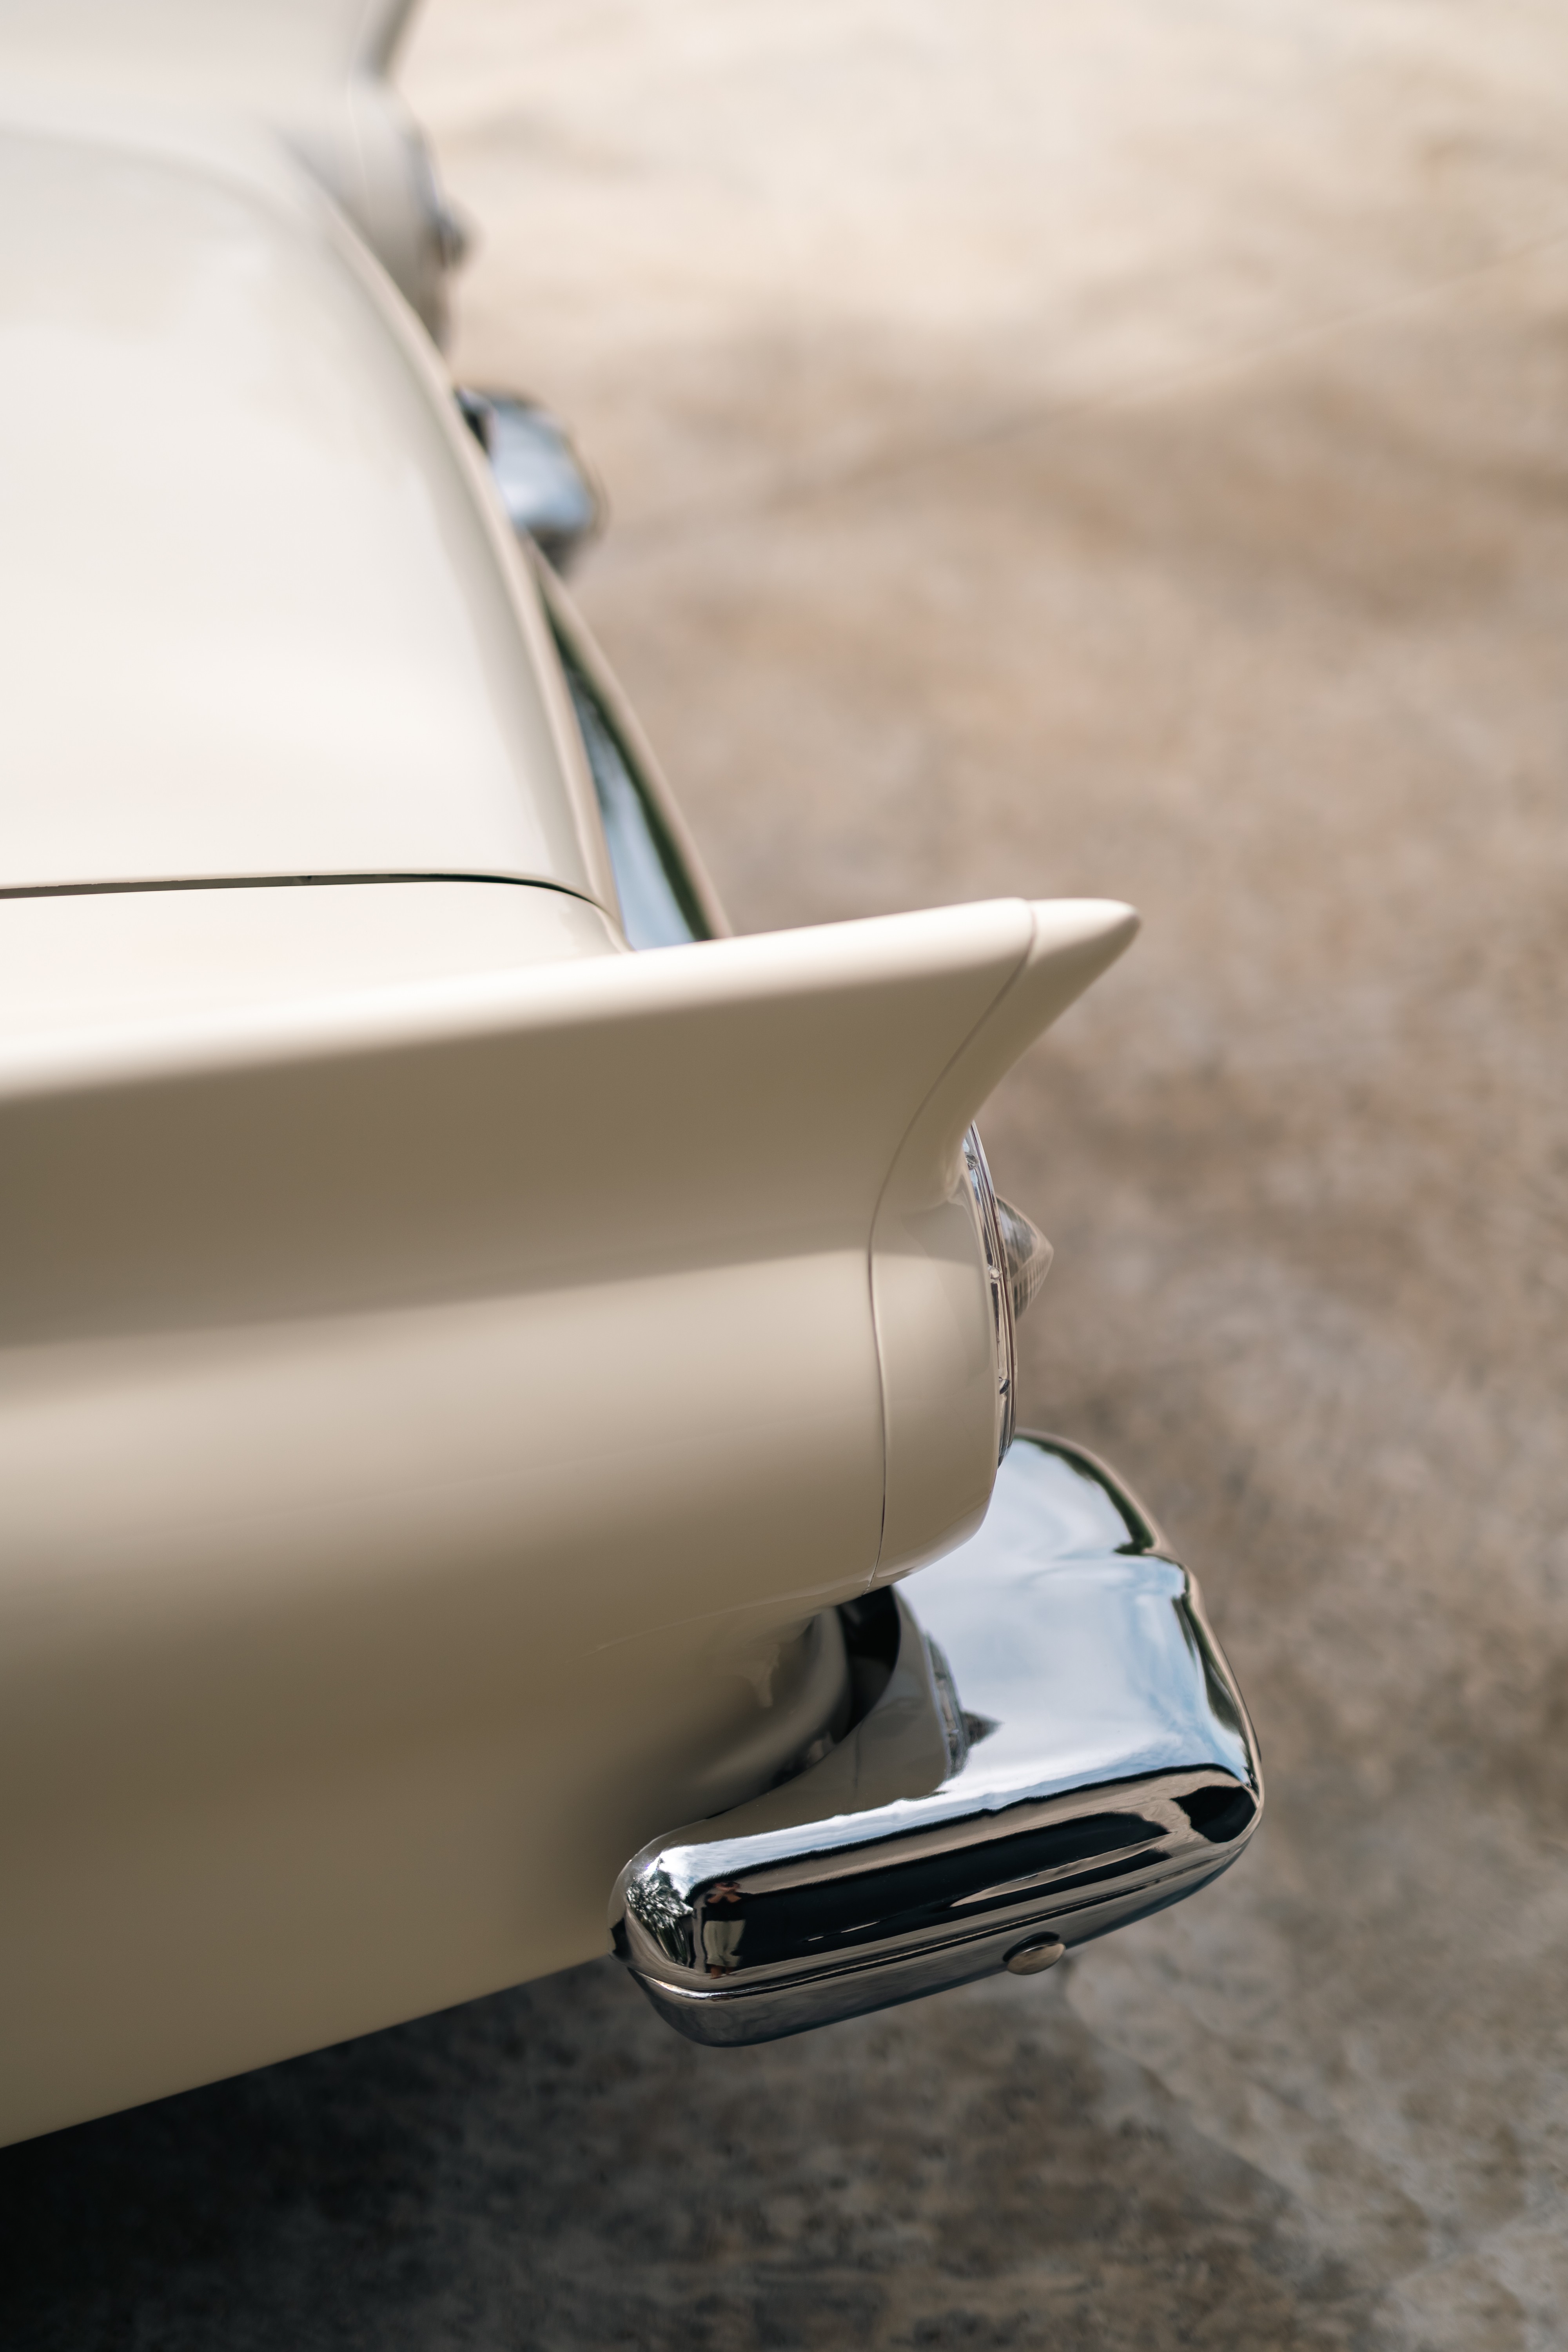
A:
[0,4,1136,2145]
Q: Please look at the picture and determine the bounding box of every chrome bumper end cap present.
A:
[611,1434,1263,2046]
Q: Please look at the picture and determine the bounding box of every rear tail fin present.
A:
[0,897,1134,1357]
[2,896,1134,1608]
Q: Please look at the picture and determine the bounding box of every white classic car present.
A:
[0,0,1261,2143]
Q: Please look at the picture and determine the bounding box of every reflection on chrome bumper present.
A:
[611,1434,1263,2045]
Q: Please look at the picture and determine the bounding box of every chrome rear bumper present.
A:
[611,1434,1262,2045]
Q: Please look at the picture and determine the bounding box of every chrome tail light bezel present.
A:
[964,1124,1016,1462]
[963,1124,1055,1464]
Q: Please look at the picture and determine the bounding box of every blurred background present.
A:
[6,3,1567,2345]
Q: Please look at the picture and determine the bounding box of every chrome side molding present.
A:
[611,1435,1263,2045]
[456,388,604,571]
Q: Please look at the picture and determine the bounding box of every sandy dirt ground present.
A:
[5,5,1567,2347]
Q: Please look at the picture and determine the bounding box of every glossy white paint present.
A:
[0,881,625,1042]
[0,3,1144,2144]
[0,893,1132,2141]
[0,125,615,902]
[0,0,449,331]
[0,0,417,106]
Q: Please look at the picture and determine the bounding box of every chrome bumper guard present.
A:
[611,1435,1263,2045]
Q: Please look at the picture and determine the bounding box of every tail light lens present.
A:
[964,1126,1053,1462]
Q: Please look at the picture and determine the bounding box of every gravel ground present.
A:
[5,5,1567,2346]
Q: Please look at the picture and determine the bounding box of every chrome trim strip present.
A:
[962,1125,1016,1459]
[611,1434,1263,2045]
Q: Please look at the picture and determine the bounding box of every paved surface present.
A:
[6,5,1568,2346]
